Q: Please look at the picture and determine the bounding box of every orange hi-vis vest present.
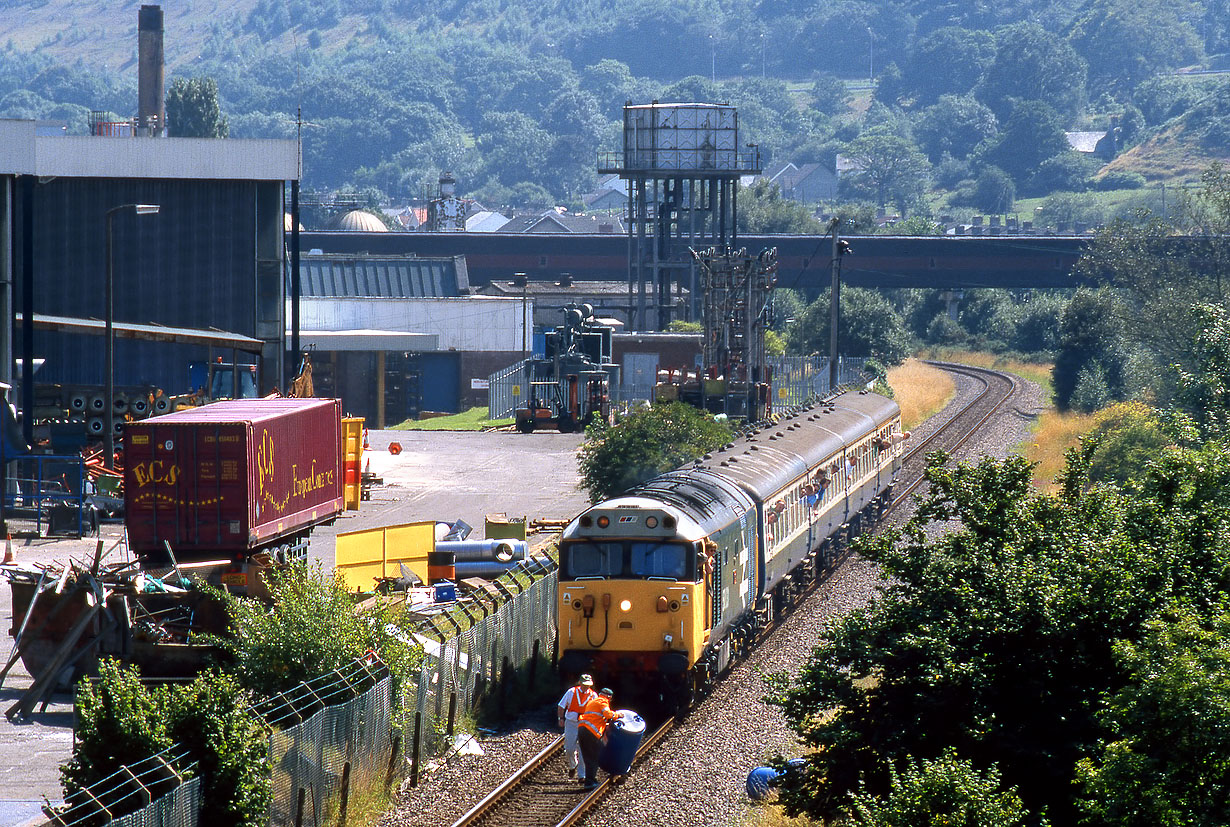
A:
[579,695,618,738]
[560,686,595,718]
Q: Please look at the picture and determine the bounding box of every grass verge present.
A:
[1021,409,1094,492]
[921,347,1055,402]
[390,407,514,431]
[886,358,956,431]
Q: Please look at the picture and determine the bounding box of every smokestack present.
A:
[138,5,165,137]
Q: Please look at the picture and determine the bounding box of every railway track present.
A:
[450,720,673,827]
[449,363,1019,827]
[891,361,1017,507]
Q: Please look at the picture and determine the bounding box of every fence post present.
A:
[410,712,422,788]
[386,733,402,789]
[447,692,457,737]
[294,787,307,827]
[338,761,351,827]
[529,639,540,690]
[499,656,511,717]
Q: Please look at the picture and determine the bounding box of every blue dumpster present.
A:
[598,710,645,775]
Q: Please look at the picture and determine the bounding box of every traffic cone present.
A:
[2,535,13,564]
[364,457,371,474]
[363,428,370,450]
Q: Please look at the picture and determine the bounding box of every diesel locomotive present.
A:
[557,390,904,709]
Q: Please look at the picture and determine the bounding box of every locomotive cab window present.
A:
[630,542,689,579]
[563,542,621,578]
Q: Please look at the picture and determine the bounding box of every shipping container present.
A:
[124,398,343,559]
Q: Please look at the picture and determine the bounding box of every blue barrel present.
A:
[598,710,645,775]
[746,767,778,800]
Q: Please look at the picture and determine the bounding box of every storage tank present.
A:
[623,103,740,172]
[124,398,344,559]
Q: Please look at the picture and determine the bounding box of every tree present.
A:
[768,447,1230,824]
[165,76,229,138]
[790,287,915,365]
[1052,288,1140,410]
[1077,608,1230,827]
[914,95,998,163]
[1082,401,1173,485]
[977,23,1088,119]
[841,127,931,215]
[577,402,733,502]
[1174,303,1230,441]
[968,166,1015,213]
[977,100,1070,187]
[903,27,996,105]
[736,179,825,234]
[1068,0,1202,95]
[810,71,851,117]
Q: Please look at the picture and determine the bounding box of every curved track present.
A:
[453,363,1019,827]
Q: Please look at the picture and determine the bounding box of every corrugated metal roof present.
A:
[296,254,469,297]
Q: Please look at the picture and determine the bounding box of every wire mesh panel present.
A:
[487,359,532,420]
[107,776,201,827]
[259,660,394,827]
[769,356,869,413]
[48,749,197,827]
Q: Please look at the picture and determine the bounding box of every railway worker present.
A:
[557,674,596,780]
[577,687,620,790]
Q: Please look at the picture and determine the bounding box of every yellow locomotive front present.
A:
[557,501,710,697]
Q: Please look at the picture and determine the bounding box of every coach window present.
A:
[565,542,622,578]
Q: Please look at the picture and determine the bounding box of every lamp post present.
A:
[105,203,159,469]
[867,27,874,82]
[709,34,716,85]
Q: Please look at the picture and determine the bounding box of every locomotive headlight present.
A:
[620,599,632,612]
[645,516,659,529]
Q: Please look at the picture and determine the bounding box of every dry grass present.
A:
[746,804,820,827]
[921,348,1054,399]
[1021,409,1095,492]
[886,358,956,431]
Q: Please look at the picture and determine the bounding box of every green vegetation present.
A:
[391,406,513,431]
[2,0,1227,213]
[769,445,1230,825]
[577,401,733,501]
[66,662,271,827]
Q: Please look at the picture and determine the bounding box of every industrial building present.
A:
[0,118,297,445]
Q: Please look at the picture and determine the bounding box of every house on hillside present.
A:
[766,161,838,203]
[1065,130,1116,160]
[498,210,625,234]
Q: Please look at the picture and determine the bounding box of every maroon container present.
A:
[124,398,344,557]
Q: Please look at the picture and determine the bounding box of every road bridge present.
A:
[298,232,1093,291]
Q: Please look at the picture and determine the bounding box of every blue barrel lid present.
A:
[613,710,645,734]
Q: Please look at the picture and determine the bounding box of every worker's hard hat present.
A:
[578,674,594,686]
[600,687,614,697]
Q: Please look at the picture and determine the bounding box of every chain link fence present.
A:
[45,748,198,827]
[252,658,394,827]
[54,562,559,827]
[399,566,558,738]
[490,355,871,420]
[768,355,870,412]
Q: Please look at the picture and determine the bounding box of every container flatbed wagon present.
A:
[123,398,344,566]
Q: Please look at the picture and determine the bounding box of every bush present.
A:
[1070,362,1111,413]
[220,562,422,697]
[926,312,967,346]
[65,663,271,827]
[1095,171,1146,191]
[62,660,172,805]
[167,671,271,827]
[845,751,1030,827]
[1082,401,1172,485]
[970,166,1016,213]
[577,401,733,501]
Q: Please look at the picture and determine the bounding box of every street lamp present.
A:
[867,27,874,82]
[709,34,716,85]
[105,203,159,469]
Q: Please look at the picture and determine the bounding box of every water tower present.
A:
[599,102,761,330]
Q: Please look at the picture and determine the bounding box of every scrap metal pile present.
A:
[1,539,226,723]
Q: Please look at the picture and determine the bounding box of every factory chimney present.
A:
[137,4,165,137]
